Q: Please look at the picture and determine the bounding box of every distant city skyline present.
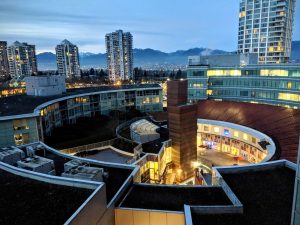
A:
[0,0,299,54]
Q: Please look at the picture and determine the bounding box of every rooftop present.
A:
[75,148,132,164]
[32,145,133,202]
[0,168,93,225]
[119,184,232,211]
[0,84,161,117]
[192,165,296,225]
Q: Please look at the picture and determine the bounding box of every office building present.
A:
[0,41,9,79]
[105,30,133,81]
[238,0,296,64]
[55,39,81,79]
[187,60,300,108]
[7,41,37,80]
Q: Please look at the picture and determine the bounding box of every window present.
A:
[243,133,248,140]
[234,131,239,138]
[260,70,288,77]
[204,126,209,132]
[214,127,220,133]
[13,119,29,131]
[224,129,230,136]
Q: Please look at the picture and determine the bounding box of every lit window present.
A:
[288,82,292,89]
[234,131,239,138]
[207,90,213,95]
[260,70,288,77]
[214,127,220,133]
[243,133,248,140]
[239,11,246,17]
[278,93,300,102]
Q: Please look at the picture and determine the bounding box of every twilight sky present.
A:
[0,0,299,54]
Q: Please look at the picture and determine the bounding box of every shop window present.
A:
[224,129,230,136]
[234,131,239,138]
[214,127,220,133]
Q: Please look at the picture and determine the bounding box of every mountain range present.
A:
[37,41,300,70]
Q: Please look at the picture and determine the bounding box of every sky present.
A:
[0,0,299,54]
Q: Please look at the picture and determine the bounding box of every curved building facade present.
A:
[0,84,163,148]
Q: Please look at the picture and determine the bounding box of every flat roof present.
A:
[192,166,295,225]
[0,168,93,225]
[33,147,133,202]
[75,148,132,164]
[188,63,300,69]
[119,184,232,211]
[0,84,161,117]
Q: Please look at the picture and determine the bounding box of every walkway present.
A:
[199,150,249,167]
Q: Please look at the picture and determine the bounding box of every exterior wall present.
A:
[106,30,134,81]
[291,141,300,225]
[25,75,66,96]
[187,64,300,108]
[0,86,163,146]
[0,117,39,147]
[167,80,197,180]
[238,0,296,64]
[188,53,258,67]
[115,208,185,225]
[66,185,107,225]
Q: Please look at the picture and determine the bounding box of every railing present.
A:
[115,116,149,143]
[60,138,117,155]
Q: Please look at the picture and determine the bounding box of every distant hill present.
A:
[291,41,300,62]
[37,42,299,70]
[37,47,229,70]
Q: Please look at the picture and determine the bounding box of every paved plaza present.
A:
[199,150,249,167]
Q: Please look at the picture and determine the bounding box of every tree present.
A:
[89,68,95,75]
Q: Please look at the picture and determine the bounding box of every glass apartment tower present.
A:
[56,39,81,80]
[105,30,133,82]
[7,41,37,80]
[238,0,296,64]
[0,41,9,79]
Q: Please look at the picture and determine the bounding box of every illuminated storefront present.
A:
[197,119,274,164]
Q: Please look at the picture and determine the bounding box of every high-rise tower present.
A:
[0,41,9,79]
[7,41,36,80]
[238,0,296,64]
[56,39,81,80]
[105,30,133,81]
